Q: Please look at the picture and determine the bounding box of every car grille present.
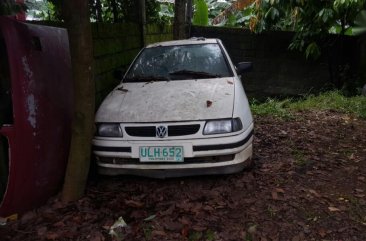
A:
[125,124,200,137]
[98,154,234,165]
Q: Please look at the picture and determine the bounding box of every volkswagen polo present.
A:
[92,38,254,178]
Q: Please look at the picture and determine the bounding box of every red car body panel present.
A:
[0,17,73,216]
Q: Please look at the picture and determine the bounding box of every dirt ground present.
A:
[1,110,366,241]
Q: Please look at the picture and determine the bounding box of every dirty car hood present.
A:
[95,78,235,123]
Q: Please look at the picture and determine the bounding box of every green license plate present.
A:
[139,146,184,162]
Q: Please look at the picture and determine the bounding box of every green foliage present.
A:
[305,42,321,60]
[25,0,58,20]
[353,10,366,34]
[193,0,209,26]
[0,0,27,16]
[252,0,366,58]
[158,2,174,24]
[205,0,256,27]
[289,91,366,118]
[250,98,291,118]
[27,0,173,24]
[207,0,231,19]
[251,91,366,119]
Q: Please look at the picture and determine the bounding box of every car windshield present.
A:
[124,43,233,82]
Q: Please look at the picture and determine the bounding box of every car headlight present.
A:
[97,123,123,137]
[203,118,243,135]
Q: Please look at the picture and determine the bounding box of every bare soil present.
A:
[1,110,366,241]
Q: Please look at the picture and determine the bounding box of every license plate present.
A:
[139,146,184,162]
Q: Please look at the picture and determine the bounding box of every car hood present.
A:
[95,78,235,123]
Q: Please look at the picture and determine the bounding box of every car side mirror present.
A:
[113,69,125,80]
[236,62,253,75]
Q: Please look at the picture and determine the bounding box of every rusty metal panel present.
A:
[0,17,73,217]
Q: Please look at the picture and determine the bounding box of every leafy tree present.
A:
[87,0,172,23]
[208,0,255,27]
[250,0,366,58]
[0,0,26,16]
[25,0,58,21]
[193,0,209,26]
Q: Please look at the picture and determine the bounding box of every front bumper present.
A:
[92,124,253,178]
[97,144,253,178]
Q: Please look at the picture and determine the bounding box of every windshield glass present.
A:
[124,43,233,82]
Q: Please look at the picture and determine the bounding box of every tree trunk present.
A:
[173,0,187,40]
[95,0,103,22]
[139,0,146,46]
[110,0,119,23]
[61,0,95,202]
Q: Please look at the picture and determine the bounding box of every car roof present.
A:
[146,37,220,48]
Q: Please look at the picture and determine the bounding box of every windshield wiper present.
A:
[124,75,170,82]
[169,70,221,78]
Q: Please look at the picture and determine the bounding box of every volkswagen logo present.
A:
[156,125,168,138]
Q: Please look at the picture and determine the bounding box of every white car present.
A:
[92,38,254,178]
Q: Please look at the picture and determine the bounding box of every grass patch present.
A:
[250,99,292,119]
[250,91,366,118]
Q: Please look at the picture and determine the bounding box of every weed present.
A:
[250,98,292,119]
[292,149,308,167]
[188,229,216,241]
[205,229,215,241]
[266,205,277,218]
[250,91,366,119]
[344,195,366,225]
[188,231,203,241]
[288,91,366,118]
[142,224,153,240]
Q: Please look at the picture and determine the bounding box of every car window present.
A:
[124,43,233,82]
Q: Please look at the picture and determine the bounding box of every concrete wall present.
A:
[191,26,363,99]
[92,23,173,105]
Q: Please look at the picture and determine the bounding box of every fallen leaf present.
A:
[46,232,59,240]
[309,189,321,198]
[247,225,257,234]
[52,221,66,228]
[152,230,166,236]
[20,211,37,224]
[125,200,144,208]
[117,86,128,92]
[292,236,300,241]
[144,214,156,221]
[130,210,147,219]
[275,188,285,193]
[6,214,18,222]
[328,206,341,212]
[318,228,327,238]
[227,80,233,85]
[90,236,102,241]
[192,225,206,232]
[0,217,7,225]
[37,226,48,237]
[271,188,285,200]
[164,221,183,231]
[90,231,105,241]
[206,100,213,107]
[181,225,189,237]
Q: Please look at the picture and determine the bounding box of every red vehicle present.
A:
[0,17,73,217]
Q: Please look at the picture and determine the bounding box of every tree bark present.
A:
[61,0,95,202]
[95,0,103,22]
[110,0,119,23]
[139,0,146,46]
[173,0,187,40]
